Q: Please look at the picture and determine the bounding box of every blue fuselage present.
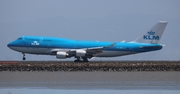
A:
[7,36,162,57]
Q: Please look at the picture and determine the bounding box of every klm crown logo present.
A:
[143,30,159,40]
[31,41,40,45]
[147,30,155,35]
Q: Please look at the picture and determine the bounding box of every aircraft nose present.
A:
[7,42,12,48]
[7,41,15,48]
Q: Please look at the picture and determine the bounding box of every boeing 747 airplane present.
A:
[7,21,168,62]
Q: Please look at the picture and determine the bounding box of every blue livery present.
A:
[7,21,168,62]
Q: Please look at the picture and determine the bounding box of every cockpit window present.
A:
[17,38,22,40]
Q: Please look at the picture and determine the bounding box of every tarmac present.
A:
[0,61,180,93]
[0,61,180,71]
[0,71,180,89]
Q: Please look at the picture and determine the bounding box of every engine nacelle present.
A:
[56,52,68,59]
[76,50,86,57]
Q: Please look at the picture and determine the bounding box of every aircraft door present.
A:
[40,37,43,43]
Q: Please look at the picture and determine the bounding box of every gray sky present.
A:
[0,0,180,60]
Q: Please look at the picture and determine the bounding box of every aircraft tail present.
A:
[134,21,168,44]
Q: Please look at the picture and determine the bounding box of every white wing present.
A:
[51,43,116,55]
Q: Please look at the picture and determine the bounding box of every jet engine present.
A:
[76,50,86,57]
[56,52,68,59]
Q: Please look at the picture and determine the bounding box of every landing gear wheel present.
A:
[74,59,81,62]
[74,57,89,62]
[74,57,82,62]
[82,57,89,62]
[23,57,26,60]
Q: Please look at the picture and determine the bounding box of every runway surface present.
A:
[0,71,180,89]
[0,61,180,94]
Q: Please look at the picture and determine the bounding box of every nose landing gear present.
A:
[22,53,26,60]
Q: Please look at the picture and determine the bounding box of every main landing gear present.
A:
[74,57,89,62]
[22,53,26,60]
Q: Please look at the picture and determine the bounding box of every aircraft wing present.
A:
[51,43,116,56]
[85,43,116,54]
[68,42,116,54]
